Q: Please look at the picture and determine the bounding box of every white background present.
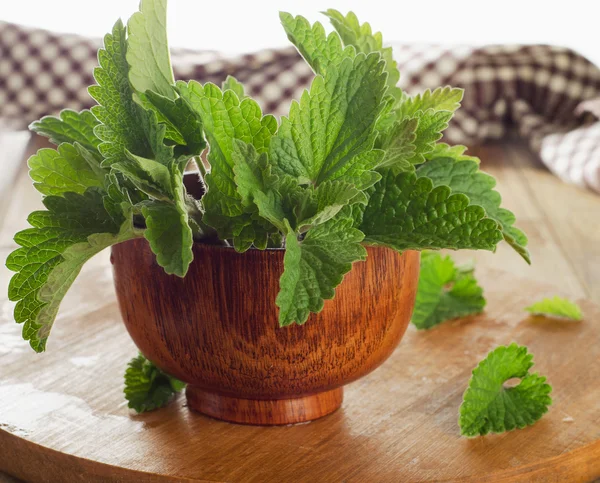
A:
[1,0,599,65]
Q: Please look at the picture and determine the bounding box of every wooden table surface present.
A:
[0,134,599,482]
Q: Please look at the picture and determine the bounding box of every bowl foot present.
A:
[186,386,344,425]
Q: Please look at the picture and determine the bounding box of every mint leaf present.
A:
[416,157,530,263]
[459,343,552,437]
[376,117,418,171]
[126,0,175,99]
[177,81,277,248]
[6,189,139,352]
[30,109,101,154]
[323,9,402,100]
[141,91,206,158]
[360,169,503,251]
[89,20,152,166]
[383,87,463,165]
[407,110,453,164]
[412,252,485,329]
[276,210,367,326]
[526,296,583,321]
[124,353,185,413]
[424,143,479,163]
[279,12,354,75]
[296,180,363,230]
[222,75,247,99]
[231,140,289,233]
[270,53,387,187]
[28,144,103,196]
[141,165,193,277]
[142,201,193,277]
[396,87,463,119]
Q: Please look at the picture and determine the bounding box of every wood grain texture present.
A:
[1,141,600,482]
[112,240,420,424]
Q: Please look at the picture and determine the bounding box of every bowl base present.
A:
[186,386,344,425]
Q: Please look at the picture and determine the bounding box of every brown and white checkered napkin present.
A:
[1,22,599,192]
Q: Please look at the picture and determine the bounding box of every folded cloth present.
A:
[1,22,599,192]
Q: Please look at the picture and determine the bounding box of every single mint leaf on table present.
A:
[28,144,104,196]
[124,353,186,413]
[359,169,503,252]
[412,252,485,329]
[526,296,583,321]
[177,80,278,251]
[276,210,367,326]
[279,12,355,75]
[30,109,101,154]
[6,189,140,352]
[323,9,402,100]
[416,157,530,263]
[269,53,387,189]
[459,343,552,437]
[222,75,247,99]
[126,0,175,99]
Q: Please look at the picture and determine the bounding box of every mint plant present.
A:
[7,0,528,352]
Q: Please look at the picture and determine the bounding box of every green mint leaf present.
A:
[30,109,101,154]
[407,110,453,164]
[525,296,583,321]
[385,87,463,165]
[140,91,206,158]
[126,0,175,99]
[222,75,247,99]
[425,143,479,163]
[360,169,503,251]
[89,20,152,166]
[104,171,137,224]
[141,165,193,277]
[396,87,463,119]
[28,144,104,196]
[323,9,402,100]
[233,140,364,235]
[114,151,174,200]
[231,140,289,233]
[459,343,552,437]
[279,12,354,75]
[376,117,418,171]
[296,180,363,230]
[6,189,139,352]
[177,81,277,248]
[270,53,387,187]
[412,252,485,329]
[276,210,367,326]
[124,353,185,413]
[416,157,530,263]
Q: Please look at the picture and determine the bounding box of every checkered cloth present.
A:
[1,21,600,192]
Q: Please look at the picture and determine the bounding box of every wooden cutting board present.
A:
[0,251,599,483]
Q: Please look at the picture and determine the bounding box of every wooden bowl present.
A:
[111,240,420,425]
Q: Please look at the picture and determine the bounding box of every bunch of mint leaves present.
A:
[6,0,529,353]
